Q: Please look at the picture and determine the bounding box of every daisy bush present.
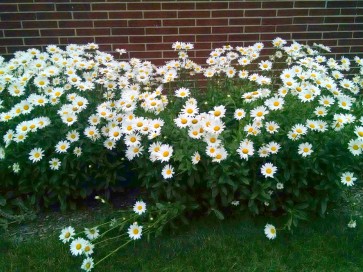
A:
[1,38,363,270]
[0,44,132,209]
[115,39,363,230]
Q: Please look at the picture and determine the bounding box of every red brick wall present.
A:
[0,0,362,64]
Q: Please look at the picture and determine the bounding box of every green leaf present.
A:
[211,208,225,220]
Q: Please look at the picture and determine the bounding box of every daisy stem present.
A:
[94,239,133,266]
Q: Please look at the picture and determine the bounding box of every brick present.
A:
[278,9,309,16]
[5,29,39,37]
[196,2,228,9]
[109,11,143,19]
[146,43,173,51]
[340,23,363,31]
[229,33,259,41]
[353,32,363,38]
[180,27,211,34]
[197,34,227,42]
[164,19,195,27]
[59,37,94,44]
[0,38,23,45]
[228,18,260,26]
[0,22,21,29]
[112,43,145,52]
[323,32,352,39]
[127,3,161,10]
[130,36,162,43]
[23,21,58,29]
[98,44,112,52]
[293,17,324,24]
[309,9,340,16]
[146,27,177,35]
[261,33,291,41]
[262,1,293,8]
[179,11,210,18]
[112,28,145,36]
[229,2,261,9]
[56,3,90,11]
[245,9,276,17]
[131,51,162,59]
[245,26,275,33]
[294,1,326,8]
[162,3,195,10]
[339,39,363,46]
[212,10,244,17]
[327,1,356,8]
[212,26,242,34]
[325,17,355,24]
[73,12,108,20]
[77,28,110,36]
[164,35,195,43]
[0,13,36,21]
[92,3,126,10]
[197,19,228,26]
[129,20,162,27]
[95,36,128,43]
[18,4,54,12]
[195,49,212,58]
[144,11,177,19]
[25,37,59,45]
[41,29,75,36]
[308,25,338,31]
[163,35,195,43]
[59,20,93,28]
[262,17,291,25]
[94,20,127,28]
[0,4,18,12]
[0,47,7,54]
[37,12,72,20]
[341,9,359,15]
[276,25,306,32]
[292,32,322,40]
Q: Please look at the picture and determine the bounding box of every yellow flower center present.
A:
[163,151,169,157]
[266,168,272,174]
[76,244,82,250]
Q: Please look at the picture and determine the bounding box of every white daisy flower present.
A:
[162,164,174,179]
[85,227,100,240]
[348,219,357,228]
[234,109,246,120]
[49,158,61,170]
[175,87,190,98]
[340,172,357,186]
[191,151,201,165]
[55,140,70,153]
[261,162,277,178]
[298,142,313,157]
[237,139,254,160]
[264,223,277,240]
[29,148,44,163]
[59,226,75,244]
[133,201,147,215]
[128,222,143,240]
[81,257,94,271]
[70,238,87,256]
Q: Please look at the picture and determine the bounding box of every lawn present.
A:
[1,206,362,272]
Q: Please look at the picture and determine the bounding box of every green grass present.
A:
[1,208,362,272]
